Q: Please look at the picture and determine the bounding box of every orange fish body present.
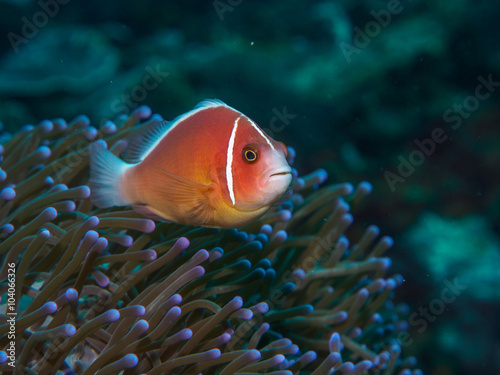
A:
[89,100,291,228]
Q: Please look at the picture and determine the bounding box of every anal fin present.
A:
[131,204,169,221]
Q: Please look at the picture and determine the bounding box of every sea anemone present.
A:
[0,107,421,374]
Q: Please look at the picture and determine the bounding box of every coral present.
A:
[0,107,420,374]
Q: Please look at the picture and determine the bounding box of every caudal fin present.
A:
[88,141,131,208]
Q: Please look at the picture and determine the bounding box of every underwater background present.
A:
[0,0,499,374]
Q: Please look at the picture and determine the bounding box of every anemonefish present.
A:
[88,99,292,228]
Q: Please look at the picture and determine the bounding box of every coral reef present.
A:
[0,108,420,374]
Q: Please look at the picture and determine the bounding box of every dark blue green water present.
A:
[0,1,499,373]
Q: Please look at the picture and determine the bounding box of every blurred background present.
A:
[0,0,499,373]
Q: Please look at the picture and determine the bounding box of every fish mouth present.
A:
[270,170,292,177]
[266,168,292,185]
[260,167,292,188]
[268,167,292,179]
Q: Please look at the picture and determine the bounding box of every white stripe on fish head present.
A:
[247,118,275,150]
[226,116,240,206]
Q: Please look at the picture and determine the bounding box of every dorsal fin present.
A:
[193,98,228,110]
[123,99,233,163]
[122,119,171,163]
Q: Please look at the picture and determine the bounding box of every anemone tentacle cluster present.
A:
[0,107,420,374]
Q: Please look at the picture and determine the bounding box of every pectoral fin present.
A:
[148,167,216,225]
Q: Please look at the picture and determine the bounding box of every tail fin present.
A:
[88,141,131,208]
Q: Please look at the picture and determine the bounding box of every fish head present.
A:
[230,128,292,212]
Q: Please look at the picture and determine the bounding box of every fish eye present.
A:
[242,146,258,163]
